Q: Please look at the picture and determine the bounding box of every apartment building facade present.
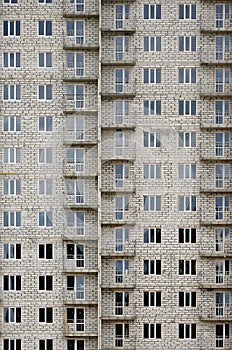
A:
[0,0,232,349]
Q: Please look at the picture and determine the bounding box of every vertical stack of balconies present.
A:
[100,0,137,347]
[62,1,99,348]
[199,2,232,349]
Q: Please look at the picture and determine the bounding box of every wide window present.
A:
[144,196,161,211]
[39,339,53,350]
[38,179,53,195]
[179,324,196,339]
[144,36,161,52]
[144,227,161,243]
[4,148,21,163]
[38,244,53,259]
[38,20,52,36]
[179,68,196,83]
[38,211,53,227]
[38,85,52,100]
[4,211,21,227]
[144,4,161,19]
[3,85,21,100]
[4,179,21,195]
[179,292,196,307]
[39,276,53,291]
[144,291,161,306]
[38,148,53,164]
[143,323,161,339]
[38,116,53,131]
[4,52,20,67]
[144,100,161,115]
[179,4,196,19]
[179,228,196,243]
[4,244,21,259]
[179,36,196,52]
[39,308,53,323]
[144,164,161,179]
[38,52,52,67]
[179,100,196,116]
[4,308,21,323]
[179,196,196,211]
[144,68,161,83]
[3,21,20,36]
[144,132,161,147]
[3,340,21,350]
[144,259,161,275]
[178,132,196,147]
[67,340,84,350]
[3,275,21,291]
[179,260,196,275]
[3,116,21,132]
[179,164,196,179]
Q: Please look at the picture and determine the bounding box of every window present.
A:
[179,68,196,83]
[67,275,85,299]
[3,85,21,100]
[38,21,52,36]
[115,131,130,155]
[144,291,161,307]
[4,52,20,67]
[67,212,85,235]
[38,85,52,100]
[67,20,84,44]
[38,180,53,195]
[179,292,196,307]
[38,148,53,164]
[3,21,20,36]
[115,164,129,187]
[70,0,84,12]
[115,68,129,93]
[4,179,21,195]
[144,68,161,83]
[39,0,52,3]
[215,132,230,156]
[67,244,84,267]
[38,211,53,227]
[216,260,230,284]
[179,324,196,339]
[216,4,230,28]
[3,340,21,350]
[216,292,230,316]
[115,100,129,124]
[178,132,196,148]
[179,4,196,19]
[115,196,129,220]
[115,228,129,251]
[67,308,84,332]
[4,0,18,3]
[39,339,53,350]
[179,228,196,243]
[3,275,21,291]
[66,116,85,140]
[115,37,129,61]
[215,100,230,124]
[215,228,230,252]
[179,260,196,275]
[179,36,196,51]
[38,116,52,132]
[216,324,230,348]
[144,196,161,211]
[179,100,196,116]
[4,212,21,227]
[4,308,21,323]
[144,260,161,275]
[66,84,84,109]
[4,244,21,259]
[67,340,84,350]
[3,116,21,132]
[115,4,129,29]
[39,276,53,291]
[144,227,161,243]
[144,4,161,19]
[179,164,196,179]
[38,52,52,67]
[67,52,84,76]
[39,308,53,323]
[115,291,129,315]
[215,164,230,188]
[115,324,129,347]
[66,180,85,204]
[144,36,161,52]
[144,164,161,179]
[215,196,230,220]
[179,196,196,211]
[4,148,21,163]
[216,36,230,60]
[67,149,84,173]
[216,68,230,92]
[38,244,53,259]
[144,100,161,115]
[143,323,161,339]
[144,132,161,147]
[115,259,129,283]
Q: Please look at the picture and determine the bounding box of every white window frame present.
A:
[179,68,196,83]
[143,323,162,339]
[143,4,161,19]
[115,196,129,220]
[3,84,21,100]
[179,291,196,307]
[38,340,53,350]
[215,228,230,252]
[144,36,161,52]
[144,227,161,243]
[115,291,129,315]
[38,0,53,3]
[3,52,20,68]
[216,36,230,60]
[179,36,196,52]
[4,211,21,227]
[38,148,53,164]
[215,260,229,284]
[38,116,53,132]
[215,164,230,188]
[115,36,129,61]
[66,179,85,204]
[67,211,85,235]
[215,292,230,316]
[67,307,85,332]
[38,211,53,227]
[216,4,230,28]
[143,291,161,307]
[3,148,21,163]
[115,100,129,124]
[3,20,20,36]
[66,115,85,140]
[4,244,21,259]
[3,307,21,323]
[70,0,84,12]
[179,164,196,179]
[3,339,21,350]
[178,132,196,148]
[38,52,52,68]
[144,68,161,83]
[115,259,129,283]
[67,340,85,350]
[179,195,197,211]
[216,68,230,92]
[179,4,196,20]
[38,244,53,259]
[38,275,53,291]
[115,164,129,187]
[179,259,196,275]
[144,196,161,211]
[115,4,130,29]
[143,132,161,148]
[67,20,84,44]
[4,179,21,195]
[67,243,85,268]
[38,20,52,36]
[3,275,21,291]
[144,163,161,179]
[215,196,230,220]
[178,227,197,243]
[144,100,161,115]
[115,227,129,252]
[38,85,53,100]
[38,179,53,196]
[67,148,84,173]
[144,259,161,275]
[4,0,18,3]
[66,84,84,109]
[3,116,21,132]
[115,68,129,93]
[115,131,130,156]
[215,132,230,157]
[39,307,53,324]
[67,275,85,300]
[67,52,84,77]
[215,100,230,124]
[179,100,196,116]
[179,323,197,339]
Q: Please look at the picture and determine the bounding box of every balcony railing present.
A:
[101,51,136,65]
[101,19,136,33]
[200,50,232,64]
[64,93,98,112]
[200,305,232,320]
[200,15,232,33]
[63,127,98,145]
[63,0,99,17]
[198,273,232,288]
[101,241,136,256]
[101,143,136,161]
[200,84,232,97]
[200,239,232,256]
[101,304,136,319]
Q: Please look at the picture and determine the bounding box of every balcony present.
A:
[63,33,99,50]
[64,195,98,210]
[198,273,232,288]
[66,322,98,337]
[101,86,136,99]
[63,69,99,82]
[64,93,98,113]
[200,15,232,33]
[101,143,136,161]
[101,115,136,130]
[200,51,232,66]
[101,274,135,289]
[63,128,98,146]
[101,51,136,66]
[101,305,136,320]
[101,20,136,34]
[200,239,232,257]
[101,241,136,257]
[64,259,98,273]
[200,305,232,321]
[63,0,99,18]
[64,290,98,305]
[200,84,232,98]
[200,337,232,350]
